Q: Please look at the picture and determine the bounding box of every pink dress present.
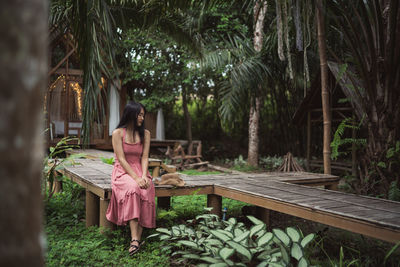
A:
[106,128,156,228]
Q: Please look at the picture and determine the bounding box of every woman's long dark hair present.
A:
[116,101,146,142]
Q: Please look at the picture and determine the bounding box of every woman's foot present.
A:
[129,239,140,256]
[129,239,145,256]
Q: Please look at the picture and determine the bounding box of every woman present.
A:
[106,101,155,256]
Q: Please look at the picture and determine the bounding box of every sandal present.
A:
[129,239,144,256]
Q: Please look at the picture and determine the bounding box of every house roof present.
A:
[292,61,364,125]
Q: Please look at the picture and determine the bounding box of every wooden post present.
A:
[53,179,62,193]
[207,194,222,218]
[152,166,160,177]
[306,111,311,171]
[99,198,114,231]
[351,119,357,177]
[157,197,171,210]
[325,183,338,191]
[256,207,271,230]
[316,0,331,174]
[85,190,99,227]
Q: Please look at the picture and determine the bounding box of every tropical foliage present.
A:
[149,210,316,266]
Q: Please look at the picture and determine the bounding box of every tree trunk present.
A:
[248,97,262,166]
[316,0,331,174]
[182,87,193,154]
[0,0,46,266]
[248,0,268,167]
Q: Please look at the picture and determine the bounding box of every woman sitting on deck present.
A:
[106,101,155,256]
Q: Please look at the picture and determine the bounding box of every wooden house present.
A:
[293,61,363,174]
[45,25,168,149]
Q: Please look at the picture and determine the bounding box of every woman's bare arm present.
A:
[112,128,148,189]
[141,130,151,183]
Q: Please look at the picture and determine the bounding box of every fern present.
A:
[331,117,366,160]
[388,181,400,201]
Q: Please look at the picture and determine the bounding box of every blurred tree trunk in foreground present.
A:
[0,0,47,266]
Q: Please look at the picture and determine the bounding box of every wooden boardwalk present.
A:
[60,157,400,244]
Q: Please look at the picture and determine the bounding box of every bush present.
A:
[148,209,315,266]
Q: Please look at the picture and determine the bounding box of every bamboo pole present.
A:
[306,111,311,171]
[316,0,331,174]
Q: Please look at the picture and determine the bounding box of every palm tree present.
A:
[0,0,46,265]
[327,0,400,196]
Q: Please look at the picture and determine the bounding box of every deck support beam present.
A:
[157,197,171,210]
[207,194,222,218]
[325,183,338,190]
[99,198,114,231]
[86,190,99,227]
[256,206,271,229]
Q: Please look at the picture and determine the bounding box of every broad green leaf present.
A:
[233,230,250,243]
[159,234,170,240]
[298,257,309,267]
[171,250,186,256]
[257,232,273,247]
[182,254,201,259]
[256,229,266,239]
[290,242,303,260]
[228,217,237,225]
[256,261,269,267]
[210,229,231,242]
[227,240,252,261]
[286,227,301,242]
[273,229,290,246]
[196,230,203,239]
[185,227,195,236]
[146,233,159,239]
[204,239,223,246]
[177,240,199,250]
[156,228,171,235]
[257,247,280,260]
[267,263,285,267]
[172,226,181,236]
[219,247,235,260]
[216,229,234,239]
[279,244,289,264]
[247,215,264,225]
[199,256,222,264]
[234,228,244,236]
[250,224,265,237]
[300,233,315,248]
[209,263,228,267]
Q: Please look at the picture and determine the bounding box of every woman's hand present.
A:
[136,177,149,189]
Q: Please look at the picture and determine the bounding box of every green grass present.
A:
[44,179,168,267]
[45,175,400,266]
[44,175,247,266]
[180,169,221,175]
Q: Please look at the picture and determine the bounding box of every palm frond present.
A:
[201,35,270,122]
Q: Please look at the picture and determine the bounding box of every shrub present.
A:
[148,209,315,266]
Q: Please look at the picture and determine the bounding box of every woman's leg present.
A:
[129,219,143,254]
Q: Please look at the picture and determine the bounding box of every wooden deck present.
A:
[60,157,400,244]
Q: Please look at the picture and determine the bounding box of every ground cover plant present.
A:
[149,211,315,266]
[45,170,400,266]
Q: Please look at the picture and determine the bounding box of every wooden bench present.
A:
[165,140,208,169]
[60,158,400,244]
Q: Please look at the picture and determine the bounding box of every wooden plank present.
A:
[214,185,400,243]
[155,186,213,197]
